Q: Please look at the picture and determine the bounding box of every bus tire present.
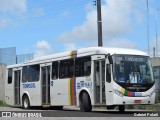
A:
[82,92,92,112]
[119,105,125,113]
[22,95,30,109]
[52,106,63,110]
[80,104,84,111]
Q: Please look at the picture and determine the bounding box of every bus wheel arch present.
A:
[79,90,92,112]
[22,93,30,109]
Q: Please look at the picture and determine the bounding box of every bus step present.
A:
[42,104,50,108]
[94,103,106,107]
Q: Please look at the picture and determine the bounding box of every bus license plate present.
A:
[134,100,141,103]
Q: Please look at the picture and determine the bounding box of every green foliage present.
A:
[0,100,8,107]
[155,91,160,103]
[126,105,160,111]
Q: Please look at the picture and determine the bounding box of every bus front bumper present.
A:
[112,92,155,105]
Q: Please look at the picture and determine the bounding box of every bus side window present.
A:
[75,56,91,77]
[59,59,74,79]
[106,64,111,83]
[28,65,40,82]
[22,66,28,83]
[52,61,58,80]
[8,68,12,84]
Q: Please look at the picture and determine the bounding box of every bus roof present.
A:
[7,47,148,68]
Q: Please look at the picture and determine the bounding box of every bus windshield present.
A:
[113,55,154,91]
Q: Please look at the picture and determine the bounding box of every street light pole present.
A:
[156,9,160,57]
[97,0,103,47]
[146,0,150,56]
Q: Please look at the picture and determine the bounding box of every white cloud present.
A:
[0,0,27,14]
[79,38,136,49]
[0,17,10,28]
[56,0,142,49]
[105,39,136,48]
[60,10,70,18]
[32,8,45,17]
[34,40,52,58]
[0,0,27,28]
[63,43,77,51]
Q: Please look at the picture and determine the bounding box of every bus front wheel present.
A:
[82,92,92,112]
[22,95,30,109]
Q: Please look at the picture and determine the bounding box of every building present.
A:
[0,47,34,101]
[151,57,160,90]
[0,64,6,101]
[0,47,16,65]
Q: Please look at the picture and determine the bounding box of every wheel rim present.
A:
[24,98,28,108]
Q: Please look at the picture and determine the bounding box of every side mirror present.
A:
[108,55,113,64]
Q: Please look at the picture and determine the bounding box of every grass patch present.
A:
[0,100,8,107]
[155,91,160,103]
[126,105,160,111]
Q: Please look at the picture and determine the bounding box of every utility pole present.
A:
[97,0,103,47]
[146,0,150,56]
[156,9,160,57]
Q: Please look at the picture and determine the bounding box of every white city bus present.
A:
[5,47,155,112]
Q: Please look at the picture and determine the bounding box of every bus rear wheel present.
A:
[52,106,63,110]
[22,95,30,109]
[82,92,92,112]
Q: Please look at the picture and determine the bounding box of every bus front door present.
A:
[105,63,114,106]
[14,70,21,106]
[94,60,106,104]
[41,66,51,106]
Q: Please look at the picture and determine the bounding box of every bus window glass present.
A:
[28,65,40,82]
[113,55,154,92]
[8,68,12,84]
[59,59,73,79]
[114,56,154,84]
[52,61,58,79]
[106,64,111,83]
[22,66,28,83]
[75,57,91,77]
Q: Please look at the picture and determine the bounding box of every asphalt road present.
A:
[0,106,159,120]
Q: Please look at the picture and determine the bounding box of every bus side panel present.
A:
[50,79,68,105]
[21,82,41,106]
[76,76,93,106]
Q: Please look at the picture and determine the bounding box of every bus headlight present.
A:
[114,89,123,97]
[149,91,155,97]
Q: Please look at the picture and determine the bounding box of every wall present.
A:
[151,57,160,90]
[0,64,6,101]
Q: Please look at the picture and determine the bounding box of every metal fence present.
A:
[16,53,34,64]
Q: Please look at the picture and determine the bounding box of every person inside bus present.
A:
[85,66,91,76]
[22,74,27,82]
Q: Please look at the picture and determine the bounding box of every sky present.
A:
[0,0,160,57]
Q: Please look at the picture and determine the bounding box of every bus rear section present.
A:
[5,65,42,109]
[5,67,22,107]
